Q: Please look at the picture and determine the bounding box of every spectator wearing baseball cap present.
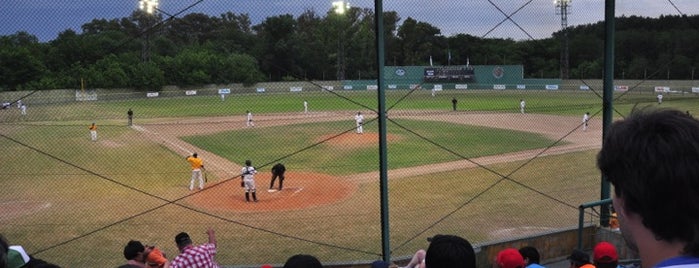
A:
[495,248,526,268]
[519,246,546,268]
[593,242,620,268]
[568,249,595,268]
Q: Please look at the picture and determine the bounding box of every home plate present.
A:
[267,189,278,193]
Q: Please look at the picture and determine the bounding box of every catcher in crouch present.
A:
[241,160,258,202]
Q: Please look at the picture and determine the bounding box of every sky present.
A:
[1,0,697,43]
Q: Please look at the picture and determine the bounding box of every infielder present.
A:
[186,153,205,190]
[355,112,364,134]
[89,122,97,141]
[657,93,663,104]
[246,110,255,127]
[582,112,590,131]
[241,160,258,202]
[520,99,526,114]
[303,100,308,113]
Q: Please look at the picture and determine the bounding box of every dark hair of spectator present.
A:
[425,234,476,268]
[597,108,699,254]
[519,246,541,264]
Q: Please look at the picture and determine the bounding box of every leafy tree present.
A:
[253,14,299,81]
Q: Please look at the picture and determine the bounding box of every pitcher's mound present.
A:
[188,172,355,212]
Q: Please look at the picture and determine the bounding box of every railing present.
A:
[578,198,612,249]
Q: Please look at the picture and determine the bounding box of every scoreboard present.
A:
[424,66,475,82]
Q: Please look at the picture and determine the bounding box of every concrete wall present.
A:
[316,225,605,268]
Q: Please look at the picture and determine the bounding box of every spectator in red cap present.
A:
[495,248,525,268]
[593,242,620,268]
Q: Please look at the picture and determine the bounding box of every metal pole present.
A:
[600,0,615,227]
[578,199,612,249]
[375,0,390,262]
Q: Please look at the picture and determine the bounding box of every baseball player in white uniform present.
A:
[355,112,364,134]
[246,110,254,127]
[582,112,590,131]
[520,99,526,114]
[241,160,258,202]
[303,100,308,113]
[657,94,663,104]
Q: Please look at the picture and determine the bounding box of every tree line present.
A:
[1,8,697,92]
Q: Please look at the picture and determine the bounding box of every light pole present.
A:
[555,0,571,79]
[332,0,349,81]
[139,0,159,62]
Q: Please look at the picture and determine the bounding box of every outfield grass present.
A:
[4,89,696,124]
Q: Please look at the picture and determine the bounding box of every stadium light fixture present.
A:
[139,0,159,14]
[554,0,571,79]
[332,0,350,15]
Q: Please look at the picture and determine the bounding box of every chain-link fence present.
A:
[1,1,698,267]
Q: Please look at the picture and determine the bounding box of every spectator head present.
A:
[174,232,192,250]
[597,108,699,257]
[593,242,619,268]
[567,249,590,268]
[425,234,476,268]
[123,240,145,262]
[145,246,168,268]
[519,246,541,265]
[495,248,525,268]
[283,254,322,268]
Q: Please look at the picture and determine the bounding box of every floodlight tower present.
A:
[555,0,571,79]
[139,0,159,15]
[333,0,350,81]
[139,0,159,62]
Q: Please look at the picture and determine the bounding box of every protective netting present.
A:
[1,1,698,267]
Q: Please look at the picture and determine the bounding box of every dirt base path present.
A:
[134,110,602,212]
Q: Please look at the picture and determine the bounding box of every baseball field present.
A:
[1,88,697,267]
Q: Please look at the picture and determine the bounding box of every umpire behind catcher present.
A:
[270,163,286,191]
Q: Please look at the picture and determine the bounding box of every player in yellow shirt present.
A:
[186,153,205,190]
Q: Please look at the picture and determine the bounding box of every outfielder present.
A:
[241,160,258,202]
[186,153,205,190]
[355,112,364,134]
